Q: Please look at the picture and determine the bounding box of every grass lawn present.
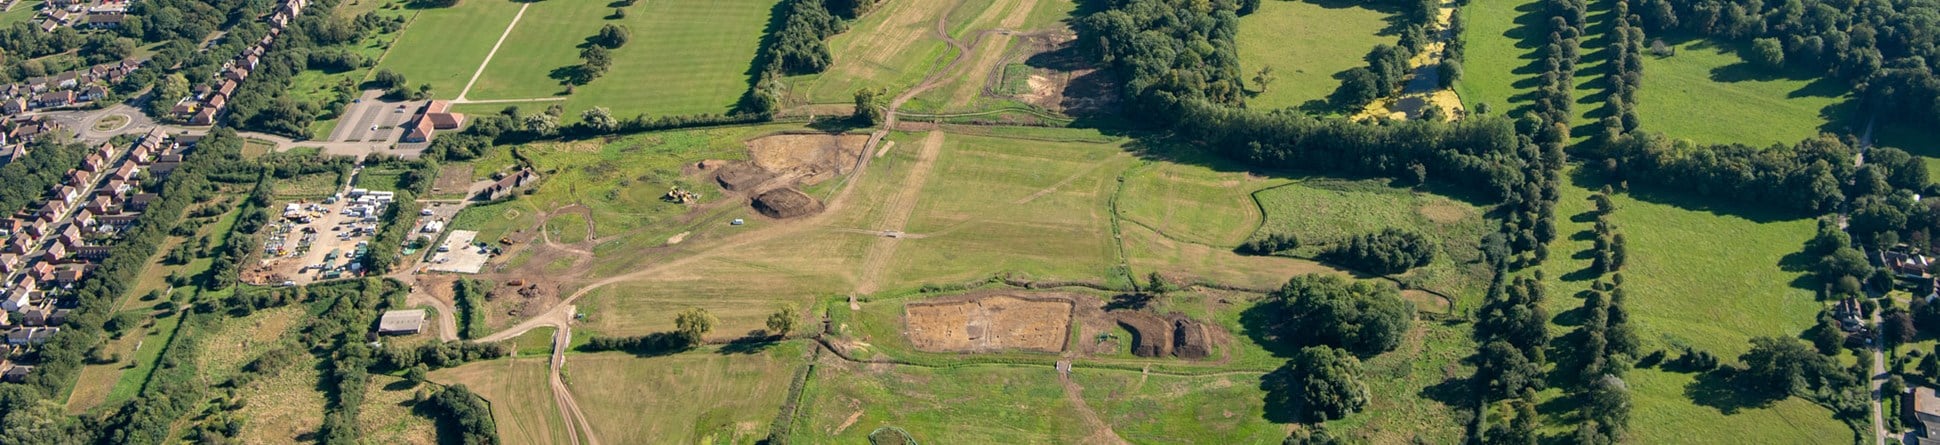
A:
[1534,171,1846,442]
[1624,367,1849,444]
[1250,178,1492,307]
[556,0,780,118]
[430,357,574,445]
[563,344,808,444]
[465,0,609,100]
[790,354,1089,443]
[1118,155,1274,248]
[512,326,556,357]
[1237,0,1398,112]
[230,352,329,443]
[1455,0,1541,114]
[355,166,410,191]
[0,1,40,27]
[544,211,588,244]
[1635,37,1852,147]
[884,131,1131,288]
[448,199,537,246]
[373,0,525,98]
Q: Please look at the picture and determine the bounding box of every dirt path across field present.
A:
[1060,371,1129,445]
[852,131,944,294]
[455,2,532,102]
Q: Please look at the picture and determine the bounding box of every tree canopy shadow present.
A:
[1683,367,1784,414]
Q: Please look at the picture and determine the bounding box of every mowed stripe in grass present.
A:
[1453,0,1541,112]
[430,358,574,445]
[889,133,1130,287]
[465,0,606,100]
[374,0,524,98]
[1237,0,1396,112]
[563,0,779,118]
[1635,37,1851,147]
[563,345,807,444]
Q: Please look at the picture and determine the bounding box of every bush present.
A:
[1322,228,1435,275]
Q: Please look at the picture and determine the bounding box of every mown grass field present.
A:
[1112,154,1364,291]
[1237,0,1398,112]
[1635,37,1851,147]
[558,0,779,118]
[563,344,807,444]
[789,354,1089,443]
[372,0,524,98]
[886,131,1129,287]
[0,1,40,27]
[1251,178,1491,306]
[1455,0,1540,113]
[1535,171,1845,442]
[429,358,574,445]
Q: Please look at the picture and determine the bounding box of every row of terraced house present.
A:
[0,128,185,383]
[169,0,309,126]
[0,59,143,115]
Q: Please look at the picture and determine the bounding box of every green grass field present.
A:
[372,0,524,98]
[1635,37,1852,147]
[1455,0,1540,114]
[359,376,438,444]
[788,0,963,104]
[557,0,780,118]
[1534,172,1847,442]
[563,344,807,444]
[1250,178,1492,306]
[790,355,1090,443]
[0,1,40,27]
[430,358,574,445]
[1238,0,1398,112]
[886,132,1130,287]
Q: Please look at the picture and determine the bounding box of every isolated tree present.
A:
[373,69,406,89]
[405,364,429,385]
[1252,65,1276,94]
[675,308,717,344]
[767,303,800,337]
[852,88,885,125]
[1273,346,1369,421]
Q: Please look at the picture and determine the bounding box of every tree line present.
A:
[1590,0,1646,147]
[739,0,848,114]
[1328,0,1442,109]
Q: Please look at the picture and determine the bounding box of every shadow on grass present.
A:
[1683,367,1786,414]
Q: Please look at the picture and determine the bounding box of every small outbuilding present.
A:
[377,309,427,335]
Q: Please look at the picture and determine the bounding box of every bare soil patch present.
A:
[1002,31,1120,115]
[745,133,869,185]
[905,293,1075,353]
[708,133,866,219]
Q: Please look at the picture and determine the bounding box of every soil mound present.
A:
[745,133,868,186]
[752,188,824,219]
[1114,311,1212,359]
[713,163,773,192]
